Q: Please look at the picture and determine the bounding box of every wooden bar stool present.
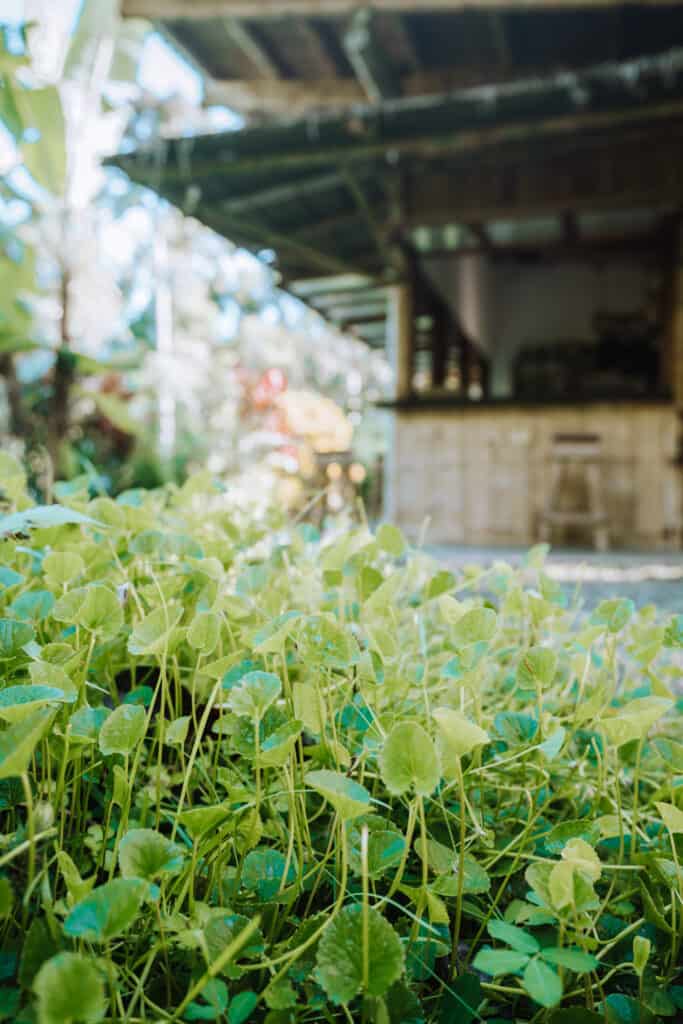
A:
[540,433,609,551]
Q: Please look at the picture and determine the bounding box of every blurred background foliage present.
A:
[0,0,391,512]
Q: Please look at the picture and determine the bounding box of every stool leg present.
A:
[586,463,609,551]
[541,461,564,544]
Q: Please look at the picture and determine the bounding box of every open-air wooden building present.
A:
[119,0,683,548]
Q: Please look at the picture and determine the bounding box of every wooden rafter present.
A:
[341,165,391,263]
[121,1,683,18]
[207,209,361,275]
[487,12,511,72]
[221,19,281,79]
[221,170,347,214]
[343,7,401,102]
[290,17,339,78]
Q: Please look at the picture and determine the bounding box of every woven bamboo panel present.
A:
[393,403,681,549]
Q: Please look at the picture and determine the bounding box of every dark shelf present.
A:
[378,393,673,412]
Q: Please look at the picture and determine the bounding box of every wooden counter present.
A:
[385,399,681,549]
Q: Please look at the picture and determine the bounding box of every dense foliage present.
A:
[0,456,681,1023]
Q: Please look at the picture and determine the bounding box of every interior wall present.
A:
[422,251,659,397]
[489,257,657,396]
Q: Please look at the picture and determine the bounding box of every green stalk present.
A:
[452,755,467,973]
[20,774,35,927]
[168,916,262,1023]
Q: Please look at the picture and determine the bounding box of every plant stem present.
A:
[20,774,35,927]
[452,755,467,973]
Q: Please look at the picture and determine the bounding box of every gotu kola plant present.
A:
[0,454,680,1022]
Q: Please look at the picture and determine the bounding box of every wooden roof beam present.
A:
[290,273,374,297]
[310,285,388,309]
[343,7,401,103]
[204,77,364,117]
[221,171,347,214]
[122,2,683,18]
[341,164,392,263]
[330,302,387,324]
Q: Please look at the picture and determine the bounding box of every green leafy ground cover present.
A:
[0,457,681,1023]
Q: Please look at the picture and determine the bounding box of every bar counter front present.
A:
[384,397,681,549]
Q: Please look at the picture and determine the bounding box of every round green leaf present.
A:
[376,523,406,557]
[0,707,54,779]
[164,715,190,746]
[177,804,232,840]
[242,847,297,901]
[76,585,123,638]
[380,721,440,797]
[517,646,558,688]
[260,719,303,767]
[9,589,55,622]
[63,878,147,943]
[42,551,85,588]
[69,706,110,744]
[600,696,673,748]
[433,707,489,774]
[98,704,147,757]
[452,607,497,646]
[33,952,105,1024]
[0,684,73,723]
[187,610,221,655]
[0,617,34,658]
[227,671,281,719]
[315,904,404,1003]
[127,602,183,656]
[305,769,371,821]
[118,828,184,881]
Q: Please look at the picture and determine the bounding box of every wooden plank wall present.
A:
[393,403,681,548]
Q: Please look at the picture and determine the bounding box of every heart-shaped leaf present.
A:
[33,952,105,1024]
[452,607,497,646]
[306,769,372,821]
[433,707,489,773]
[0,684,73,723]
[63,878,147,943]
[227,671,281,719]
[380,721,440,797]
[98,704,147,756]
[600,697,672,748]
[315,904,404,1003]
[0,707,55,779]
[119,828,185,881]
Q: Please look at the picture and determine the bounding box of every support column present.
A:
[387,280,414,401]
[669,221,683,544]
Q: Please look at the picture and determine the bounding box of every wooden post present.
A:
[388,281,414,400]
[673,227,683,410]
[669,221,683,545]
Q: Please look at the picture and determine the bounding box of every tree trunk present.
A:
[48,268,74,472]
